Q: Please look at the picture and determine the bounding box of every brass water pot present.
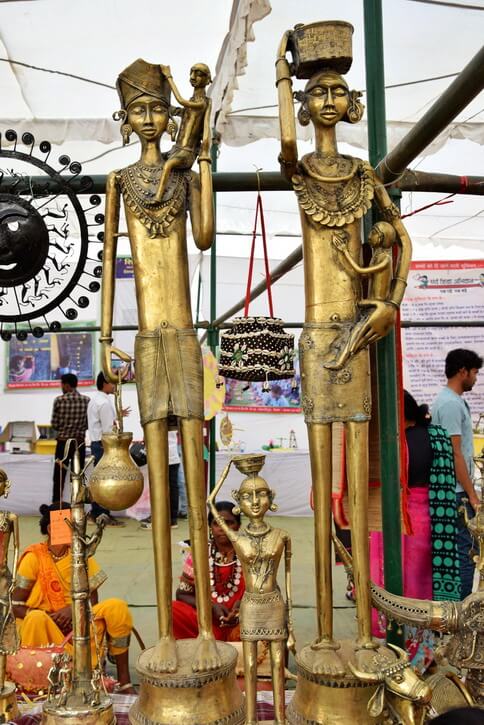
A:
[89,432,144,511]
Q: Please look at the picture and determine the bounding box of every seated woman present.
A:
[173,501,245,641]
[11,502,134,692]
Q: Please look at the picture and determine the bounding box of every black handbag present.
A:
[218,191,295,385]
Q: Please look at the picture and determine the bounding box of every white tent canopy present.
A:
[0,0,483,259]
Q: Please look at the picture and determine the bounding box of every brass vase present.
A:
[89,432,144,511]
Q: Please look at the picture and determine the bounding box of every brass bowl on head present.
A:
[232,453,265,476]
[288,20,354,78]
[89,432,144,511]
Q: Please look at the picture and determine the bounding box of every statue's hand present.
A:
[159,64,172,78]
[287,630,296,654]
[351,300,397,355]
[332,231,348,252]
[101,342,132,384]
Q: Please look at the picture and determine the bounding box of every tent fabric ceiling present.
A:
[0,0,483,255]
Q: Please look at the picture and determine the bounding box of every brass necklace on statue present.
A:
[119,161,189,237]
[292,154,374,228]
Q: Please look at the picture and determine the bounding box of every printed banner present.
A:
[401,260,484,419]
[223,361,301,414]
[7,331,95,389]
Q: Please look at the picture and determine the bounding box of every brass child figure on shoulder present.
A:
[276,21,412,683]
[101,59,217,674]
[208,454,295,725]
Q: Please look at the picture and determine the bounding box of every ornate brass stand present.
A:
[129,640,244,725]
[42,447,115,724]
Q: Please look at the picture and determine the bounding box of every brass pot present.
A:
[89,432,144,511]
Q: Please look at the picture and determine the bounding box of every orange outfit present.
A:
[16,542,132,662]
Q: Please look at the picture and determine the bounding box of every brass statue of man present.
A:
[100,59,218,673]
[276,23,411,676]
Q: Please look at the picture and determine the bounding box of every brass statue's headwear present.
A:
[116,59,171,110]
[287,20,354,79]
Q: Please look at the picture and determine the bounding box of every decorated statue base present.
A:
[42,695,115,724]
[0,681,19,721]
[130,639,245,725]
[287,640,386,725]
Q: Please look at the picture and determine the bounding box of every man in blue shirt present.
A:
[432,348,482,598]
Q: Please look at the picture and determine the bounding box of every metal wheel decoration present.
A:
[0,130,104,340]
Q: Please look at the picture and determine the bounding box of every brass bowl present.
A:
[231,453,265,476]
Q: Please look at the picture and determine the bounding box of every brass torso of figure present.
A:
[276,22,412,689]
[101,59,223,686]
[208,455,295,725]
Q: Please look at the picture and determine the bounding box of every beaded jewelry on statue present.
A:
[209,544,242,604]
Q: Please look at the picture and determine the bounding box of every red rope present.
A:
[243,192,274,318]
[400,176,469,220]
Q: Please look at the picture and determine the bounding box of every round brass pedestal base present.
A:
[129,640,245,725]
[287,640,386,725]
[42,695,115,724]
[0,681,19,721]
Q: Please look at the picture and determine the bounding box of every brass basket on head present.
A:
[287,20,354,78]
[232,453,265,476]
[89,432,144,511]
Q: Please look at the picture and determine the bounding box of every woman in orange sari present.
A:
[11,502,134,692]
[173,501,245,641]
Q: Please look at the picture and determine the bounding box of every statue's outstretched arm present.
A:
[10,513,19,587]
[189,162,214,251]
[373,177,412,307]
[341,248,390,276]
[207,461,238,544]
[276,31,298,181]
[100,171,122,382]
[284,534,296,652]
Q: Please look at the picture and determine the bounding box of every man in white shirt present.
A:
[87,372,127,526]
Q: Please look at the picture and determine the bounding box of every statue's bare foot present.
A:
[192,636,222,672]
[310,641,346,677]
[353,644,393,675]
[146,636,178,673]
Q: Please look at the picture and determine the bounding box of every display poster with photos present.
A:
[223,361,301,414]
[7,330,95,389]
[401,260,484,417]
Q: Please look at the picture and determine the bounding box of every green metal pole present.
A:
[363,0,404,647]
[208,134,219,491]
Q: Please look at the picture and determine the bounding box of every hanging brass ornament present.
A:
[89,375,143,511]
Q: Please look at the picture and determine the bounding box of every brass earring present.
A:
[347,91,364,124]
[270,502,278,512]
[232,506,241,516]
[121,123,133,146]
[297,106,311,127]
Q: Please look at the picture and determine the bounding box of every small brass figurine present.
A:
[0,470,19,722]
[276,21,412,682]
[155,63,212,202]
[47,653,63,703]
[208,454,295,725]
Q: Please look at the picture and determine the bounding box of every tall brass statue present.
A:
[208,454,295,725]
[0,470,19,722]
[276,18,411,693]
[101,59,216,675]
[101,58,244,725]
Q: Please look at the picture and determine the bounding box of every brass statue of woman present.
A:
[100,59,218,674]
[0,470,19,719]
[276,23,411,677]
[208,455,295,725]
